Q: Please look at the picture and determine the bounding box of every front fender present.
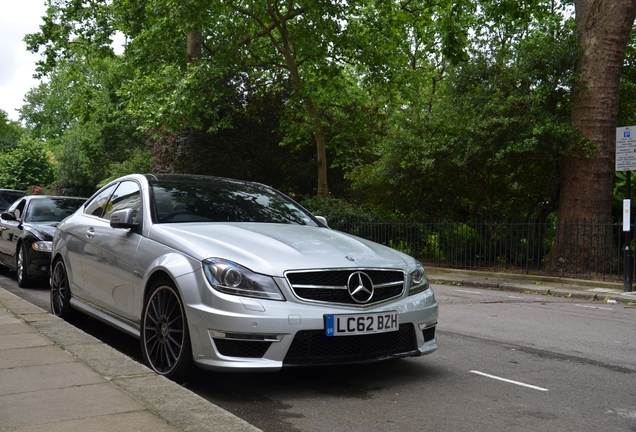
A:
[134,240,201,318]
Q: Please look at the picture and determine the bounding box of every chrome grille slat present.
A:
[286,269,405,306]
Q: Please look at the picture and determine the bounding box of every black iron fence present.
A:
[329,217,630,281]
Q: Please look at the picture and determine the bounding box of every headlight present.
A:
[203,258,285,301]
[408,263,429,295]
[32,241,52,252]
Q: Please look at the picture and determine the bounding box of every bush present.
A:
[0,137,54,190]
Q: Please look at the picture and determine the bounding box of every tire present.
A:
[16,244,31,288]
[141,279,194,382]
[50,259,73,319]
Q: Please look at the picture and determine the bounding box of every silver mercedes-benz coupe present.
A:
[51,174,438,380]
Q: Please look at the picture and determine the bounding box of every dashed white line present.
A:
[470,370,549,392]
[455,289,483,295]
[575,304,614,311]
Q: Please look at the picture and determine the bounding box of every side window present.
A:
[103,181,142,221]
[6,199,26,220]
[85,184,117,219]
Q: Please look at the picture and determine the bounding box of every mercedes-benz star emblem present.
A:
[347,272,374,303]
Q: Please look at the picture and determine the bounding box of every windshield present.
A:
[26,198,85,223]
[149,176,318,226]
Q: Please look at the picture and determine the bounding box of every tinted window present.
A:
[0,190,26,212]
[103,181,142,220]
[150,176,317,225]
[85,184,117,218]
[5,198,26,220]
[26,198,86,223]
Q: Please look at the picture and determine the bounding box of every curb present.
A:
[427,268,636,306]
[0,287,262,432]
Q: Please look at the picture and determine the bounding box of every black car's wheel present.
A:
[16,244,31,288]
[141,279,193,382]
[50,259,73,318]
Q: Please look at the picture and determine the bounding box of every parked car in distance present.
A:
[0,195,86,287]
[51,174,439,381]
[0,189,26,212]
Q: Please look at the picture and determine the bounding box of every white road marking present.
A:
[470,370,549,392]
[575,304,614,311]
[456,290,483,295]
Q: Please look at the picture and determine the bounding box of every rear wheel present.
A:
[50,259,73,318]
[141,279,193,382]
[16,244,31,288]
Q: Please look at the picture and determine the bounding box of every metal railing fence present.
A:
[329,217,628,281]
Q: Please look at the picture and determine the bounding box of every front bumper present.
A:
[179,271,439,372]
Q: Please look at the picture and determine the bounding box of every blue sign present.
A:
[626,131,631,138]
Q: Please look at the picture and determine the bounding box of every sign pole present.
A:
[624,171,633,292]
[617,126,636,292]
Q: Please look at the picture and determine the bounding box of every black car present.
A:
[0,189,26,212]
[0,195,86,287]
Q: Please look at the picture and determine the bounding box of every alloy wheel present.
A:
[141,282,192,380]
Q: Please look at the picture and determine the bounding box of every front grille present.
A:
[213,339,272,358]
[286,269,404,305]
[283,324,418,366]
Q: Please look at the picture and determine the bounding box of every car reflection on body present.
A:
[0,195,86,287]
[51,174,438,380]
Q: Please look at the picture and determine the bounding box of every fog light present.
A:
[208,330,283,342]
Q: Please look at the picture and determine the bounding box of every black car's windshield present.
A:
[150,176,318,225]
[26,198,85,223]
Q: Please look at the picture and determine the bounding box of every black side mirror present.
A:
[1,212,16,221]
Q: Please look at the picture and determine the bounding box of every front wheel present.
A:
[50,259,73,319]
[141,280,193,382]
[16,244,31,288]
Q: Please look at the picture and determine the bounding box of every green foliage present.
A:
[349,3,578,220]
[17,0,612,223]
[0,110,24,152]
[20,56,146,196]
[0,137,55,190]
[301,196,386,223]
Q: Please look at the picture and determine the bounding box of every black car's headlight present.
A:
[203,258,285,301]
[32,241,53,252]
[408,263,430,295]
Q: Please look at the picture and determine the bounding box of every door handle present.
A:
[86,227,95,239]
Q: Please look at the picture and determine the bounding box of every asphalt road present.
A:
[3,271,636,432]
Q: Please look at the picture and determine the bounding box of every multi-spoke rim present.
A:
[16,247,25,284]
[143,286,186,374]
[51,261,67,316]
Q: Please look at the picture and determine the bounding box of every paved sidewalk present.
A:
[427,267,636,305]
[0,287,261,432]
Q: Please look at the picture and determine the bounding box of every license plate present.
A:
[324,311,399,337]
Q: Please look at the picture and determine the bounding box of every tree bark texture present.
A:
[559,0,636,222]
[187,29,202,63]
[554,0,636,274]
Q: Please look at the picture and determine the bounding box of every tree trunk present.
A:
[555,0,636,274]
[559,0,636,221]
[187,29,202,63]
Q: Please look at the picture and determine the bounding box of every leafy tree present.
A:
[552,0,636,273]
[349,1,578,220]
[26,0,473,199]
[558,0,636,224]
[0,137,55,190]
[0,109,24,152]
[20,56,148,196]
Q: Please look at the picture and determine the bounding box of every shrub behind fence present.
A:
[329,217,628,281]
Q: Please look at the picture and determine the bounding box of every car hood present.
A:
[25,222,58,241]
[149,223,412,276]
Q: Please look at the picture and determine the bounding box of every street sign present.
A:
[616,126,636,171]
